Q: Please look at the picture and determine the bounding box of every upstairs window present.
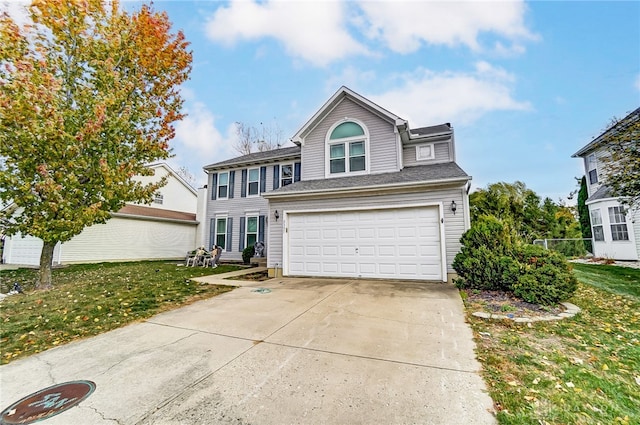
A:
[326,120,368,176]
[247,168,259,196]
[218,172,229,199]
[281,164,293,186]
[608,206,629,241]
[587,154,598,184]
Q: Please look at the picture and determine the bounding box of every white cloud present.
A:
[356,0,538,54]
[172,101,237,183]
[370,62,532,126]
[203,0,537,65]
[205,0,368,67]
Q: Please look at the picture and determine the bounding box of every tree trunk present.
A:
[37,241,56,290]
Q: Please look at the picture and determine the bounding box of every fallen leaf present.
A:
[566,382,575,388]
[532,378,540,385]
[601,364,609,371]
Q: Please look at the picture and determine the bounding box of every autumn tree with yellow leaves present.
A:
[0,0,192,289]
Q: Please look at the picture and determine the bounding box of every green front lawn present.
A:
[0,261,241,364]
[465,263,640,425]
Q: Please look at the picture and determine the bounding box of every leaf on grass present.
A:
[565,382,575,388]
[635,376,640,386]
[507,380,518,386]
[601,364,609,371]
[532,378,540,385]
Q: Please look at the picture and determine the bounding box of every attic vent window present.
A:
[153,192,164,205]
[416,143,435,161]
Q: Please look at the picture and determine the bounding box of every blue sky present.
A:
[6,1,640,202]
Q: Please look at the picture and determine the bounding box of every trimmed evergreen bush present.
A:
[242,246,255,264]
[512,244,578,305]
[452,216,519,291]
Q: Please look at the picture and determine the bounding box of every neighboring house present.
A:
[2,163,201,266]
[204,86,471,282]
[572,107,640,261]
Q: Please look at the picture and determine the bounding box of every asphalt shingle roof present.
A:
[410,123,452,136]
[203,146,301,170]
[586,185,613,203]
[266,162,469,196]
[116,205,197,222]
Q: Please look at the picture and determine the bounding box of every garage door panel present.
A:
[306,246,321,256]
[358,246,376,257]
[287,207,442,280]
[306,230,321,240]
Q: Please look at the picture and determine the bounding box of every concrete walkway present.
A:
[0,271,495,424]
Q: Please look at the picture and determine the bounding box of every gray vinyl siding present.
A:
[267,186,468,275]
[206,160,299,261]
[301,97,399,180]
[402,141,452,167]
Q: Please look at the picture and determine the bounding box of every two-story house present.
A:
[204,87,471,282]
[572,107,640,261]
[203,147,302,260]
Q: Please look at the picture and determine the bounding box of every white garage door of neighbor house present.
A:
[287,206,443,281]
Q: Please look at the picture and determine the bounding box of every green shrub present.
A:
[242,246,255,264]
[454,216,578,305]
[512,244,578,305]
[453,216,519,291]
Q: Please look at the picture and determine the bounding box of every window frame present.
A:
[247,168,260,197]
[325,119,370,178]
[608,206,629,241]
[280,163,294,187]
[590,209,604,242]
[214,216,228,249]
[217,172,229,200]
[245,215,259,249]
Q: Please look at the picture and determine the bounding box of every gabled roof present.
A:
[264,162,470,198]
[203,146,301,171]
[572,107,640,157]
[145,162,198,196]
[291,86,408,145]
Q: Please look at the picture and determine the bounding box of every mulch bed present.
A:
[464,290,565,318]
[233,271,271,282]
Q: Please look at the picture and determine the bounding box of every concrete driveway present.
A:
[0,275,496,424]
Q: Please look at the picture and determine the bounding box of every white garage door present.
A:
[287,206,443,281]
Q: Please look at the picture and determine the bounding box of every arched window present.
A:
[326,120,369,176]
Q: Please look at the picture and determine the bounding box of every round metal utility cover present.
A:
[0,380,96,424]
